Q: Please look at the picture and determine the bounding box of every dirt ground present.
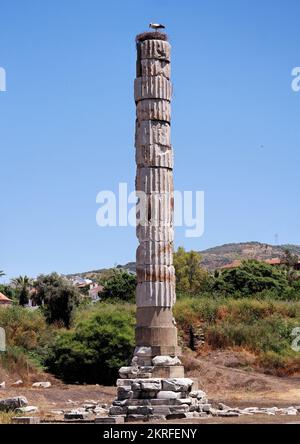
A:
[1,351,300,424]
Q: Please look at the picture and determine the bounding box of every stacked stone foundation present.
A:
[109,377,209,422]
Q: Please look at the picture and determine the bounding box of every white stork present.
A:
[149,23,166,31]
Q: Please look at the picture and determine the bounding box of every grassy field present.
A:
[1,296,300,383]
[174,296,300,375]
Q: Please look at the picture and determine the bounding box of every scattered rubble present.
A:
[0,396,28,412]
[32,381,51,388]
[11,380,23,387]
[16,406,39,414]
[207,404,300,417]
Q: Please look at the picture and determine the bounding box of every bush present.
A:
[213,260,290,296]
[0,306,55,377]
[46,303,135,384]
[101,269,136,303]
[34,273,80,328]
[174,247,210,294]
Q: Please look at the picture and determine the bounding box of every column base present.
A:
[108,377,209,421]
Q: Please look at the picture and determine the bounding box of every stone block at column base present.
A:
[109,377,208,421]
[151,365,184,378]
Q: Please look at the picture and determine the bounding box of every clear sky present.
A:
[0,0,299,280]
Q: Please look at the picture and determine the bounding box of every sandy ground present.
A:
[1,351,300,424]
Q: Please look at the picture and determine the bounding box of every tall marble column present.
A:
[106,32,208,422]
[134,34,184,377]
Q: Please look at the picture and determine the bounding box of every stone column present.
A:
[134,34,183,377]
[106,32,209,423]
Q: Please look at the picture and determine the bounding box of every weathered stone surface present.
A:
[0,396,28,412]
[127,406,153,415]
[16,406,39,414]
[32,381,51,388]
[95,416,125,424]
[162,378,193,392]
[135,121,170,148]
[136,224,174,243]
[176,398,192,405]
[137,99,170,123]
[64,411,91,420]
[140,380,161,391]
[136,144,173,168]
[109,405,127,415]
[11,380,23,387]
[136,169,173,197]
[140,39,171,62]
[166,413,186,420]
[200,404,212,413]
[136,194,173,227]
[136,242,173,267]
[94,407,109,415]
[169,405,190,413]
[136,282,175,307]
[156,391,181,400]
[135,77,172,102]
[137,265,175,283]
[152,365,185,378]
[152,406,171,415]
[117,386,133,400]
[12,417,40,424]
[126,414,149,422]
[190,390,207,401]
[141,59,171,79]
[152,356,181,367]
[134,346,152,357]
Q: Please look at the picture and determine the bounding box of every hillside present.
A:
[68,242,300,279]
[199,242,300,271]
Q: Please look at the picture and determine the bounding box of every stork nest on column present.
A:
[136,31,168,42]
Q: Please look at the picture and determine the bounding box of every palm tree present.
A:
[0,270,5,278]
[11,275,33,306]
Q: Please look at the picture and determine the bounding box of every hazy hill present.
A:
[199,242,300,271]
[67,242,300,279]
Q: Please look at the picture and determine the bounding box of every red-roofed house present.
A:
[0,292,13,307]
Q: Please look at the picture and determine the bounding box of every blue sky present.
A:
[0,0,299,279]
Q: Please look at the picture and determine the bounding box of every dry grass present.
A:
[0,412,15,424]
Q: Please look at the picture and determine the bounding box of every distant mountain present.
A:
[199,242,300,271]
[67,242,300,279]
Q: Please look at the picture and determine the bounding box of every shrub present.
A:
[101,269,136,303]
[0,306,55,377]
[46,303,135,384]
[34,273,80,328]
[213,260,290,296]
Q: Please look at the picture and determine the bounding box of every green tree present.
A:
[101,269,136,302]
[46,304,135,384]
[213,260,290,296]
[0,271,5,278]
[11,275,32,306]
[173,247,209,294]
[282,249,300,285]
[34,273,80,328]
